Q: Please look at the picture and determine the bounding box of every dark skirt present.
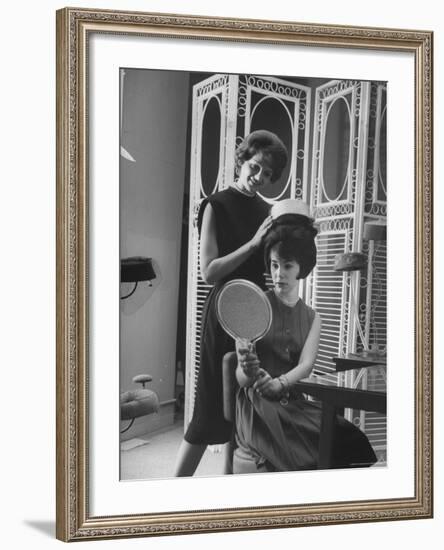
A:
[184,286,234,445]
[235,387,377,471]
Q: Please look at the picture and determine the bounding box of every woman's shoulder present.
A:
[283,296,317,322]
[297,301,318,330]
[196,190,232,233]
[296,298,316,316]
[199,189,236,216]
[208,187,235,202]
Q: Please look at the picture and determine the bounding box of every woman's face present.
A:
[237,151,273,194]
[269,246,300,298]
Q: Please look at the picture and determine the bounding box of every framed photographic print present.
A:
[56,7,433,542]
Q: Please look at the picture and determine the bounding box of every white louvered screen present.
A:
[191,257,212,416]
[365,237,387,352]
[311,231,348,383]
[352,238,387,460]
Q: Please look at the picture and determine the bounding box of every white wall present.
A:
[1,1,441,549]
[120,68,189,437]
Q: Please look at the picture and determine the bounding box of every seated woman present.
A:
[233,206,377,474]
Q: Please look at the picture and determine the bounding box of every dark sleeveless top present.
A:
[197,187,270,287]
[185,187,270,445]
[256,291,316,378]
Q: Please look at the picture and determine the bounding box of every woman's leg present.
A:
[222,426,237,474]
[223,441,234,474]
[174,440,207,477]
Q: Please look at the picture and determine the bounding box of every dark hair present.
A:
[235,130,288,183]
[264,217,318,279]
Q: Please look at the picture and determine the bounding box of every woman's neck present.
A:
[274,287,300,307]
[232,180,255,197]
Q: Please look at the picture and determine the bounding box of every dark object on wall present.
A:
[333,252,367,272]
[363,220,386,242]
[120,257,156,299]
[121,256,156,282]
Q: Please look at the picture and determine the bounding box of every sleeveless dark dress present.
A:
[185,187,269,445]
[235,291,377,471]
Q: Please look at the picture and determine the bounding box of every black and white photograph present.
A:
[119,68,388,481]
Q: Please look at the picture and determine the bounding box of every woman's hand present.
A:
[236,343,261,379]
[250,215,273,249]
[253,372,283,400]
[200,206,272,284]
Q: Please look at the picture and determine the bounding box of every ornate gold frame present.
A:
[56,7,433,542]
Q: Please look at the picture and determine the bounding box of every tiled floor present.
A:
[120,417,385,481]
[120,420,225,481]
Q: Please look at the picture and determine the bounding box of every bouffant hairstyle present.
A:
[235,130,288,183]
[264,216,318,280]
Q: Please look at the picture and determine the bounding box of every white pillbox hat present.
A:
[270,199,312,221]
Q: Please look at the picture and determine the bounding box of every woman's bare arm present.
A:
[281,312,322,384]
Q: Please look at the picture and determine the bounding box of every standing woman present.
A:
[174,130,288,476]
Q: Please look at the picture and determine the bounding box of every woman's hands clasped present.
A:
[252,372,283,400]
[236,339,283,400]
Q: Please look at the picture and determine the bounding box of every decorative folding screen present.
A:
[309,80,371,374]
[185,75,386,461]
[309,80,387,459]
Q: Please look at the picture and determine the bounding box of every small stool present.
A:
[120,374,160,433]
